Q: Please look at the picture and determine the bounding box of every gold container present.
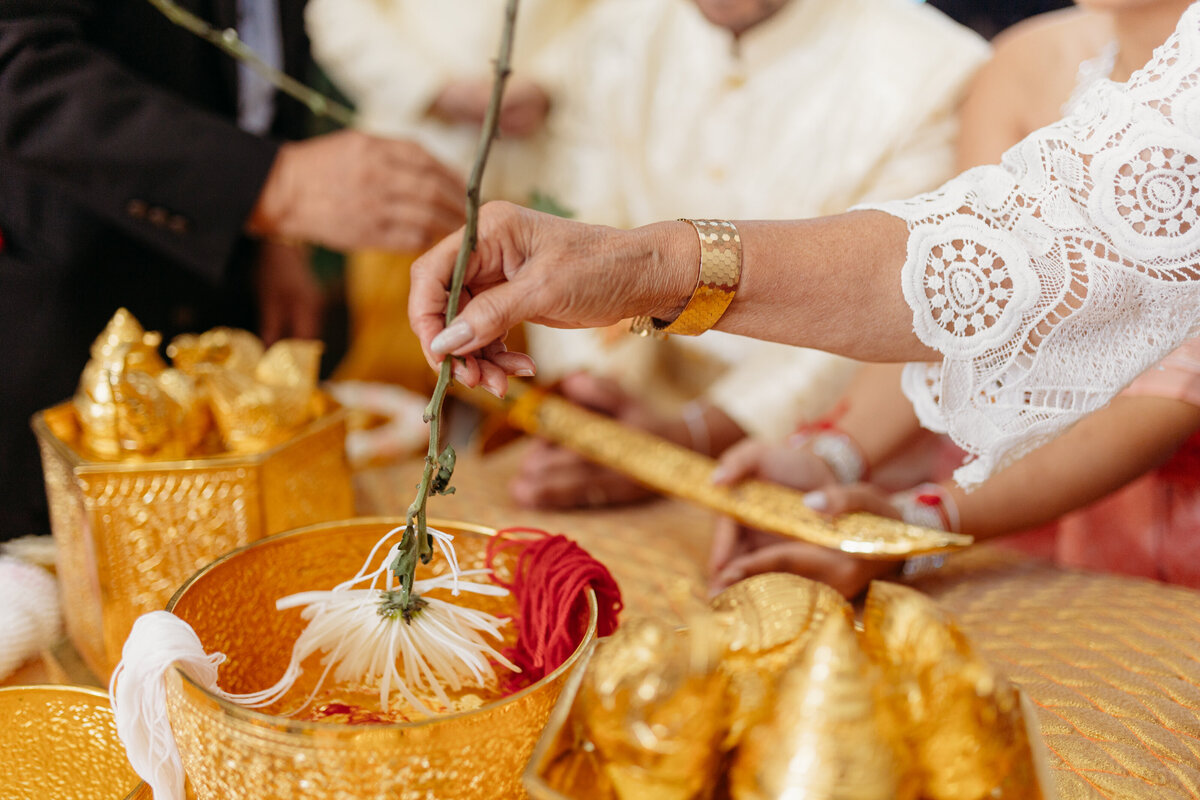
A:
[163,517,599,800]
[0,685,141,800]
[32,402,354,680]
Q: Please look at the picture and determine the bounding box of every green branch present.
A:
[145,0,355,127]
[390,0,521,610]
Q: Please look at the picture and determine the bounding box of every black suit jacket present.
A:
[0,0,313,535]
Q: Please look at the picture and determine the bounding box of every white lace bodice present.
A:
[863,4,1200,487]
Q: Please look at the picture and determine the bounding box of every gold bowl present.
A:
[32,403,355,680]
[163,517,599,800]
[0,685,141,800]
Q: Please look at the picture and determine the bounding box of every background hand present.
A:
[509,373,670,509]
[254,240,324,345]
[249,130,467,254]
[707,438,903,598]
[709,437,839,490]
[709,521,901,598]
[433,77,550,139]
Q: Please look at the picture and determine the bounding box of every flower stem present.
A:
[392,0,521,610]
[144,0,355,127]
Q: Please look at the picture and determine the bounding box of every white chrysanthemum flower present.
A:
[229,525,520,716]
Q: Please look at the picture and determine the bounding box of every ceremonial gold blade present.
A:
[470,383,972,559]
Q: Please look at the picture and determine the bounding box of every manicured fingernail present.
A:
[431,320,473,354]
[515,368,535,378]
[482,383,502,398]
[803,490,828,511]
[719,568,742,584]
[710,465,731,484]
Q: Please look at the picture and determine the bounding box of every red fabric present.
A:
[486,528,623,683]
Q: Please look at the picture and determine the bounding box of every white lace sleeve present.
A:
[860,4,1200,488]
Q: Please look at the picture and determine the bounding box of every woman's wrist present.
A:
[636,220,700,321]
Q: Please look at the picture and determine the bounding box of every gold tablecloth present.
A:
[358,443,1200,800]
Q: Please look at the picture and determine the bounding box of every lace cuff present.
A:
[859,4,1200,487]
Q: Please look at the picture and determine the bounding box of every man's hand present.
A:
[254,240,323,345]
[432,77,551,139]
[248,130,467,254]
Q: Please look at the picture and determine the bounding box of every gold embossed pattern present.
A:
[913,550,1200,800]
[33,407,354,679]
[659,220,742,336]
[164,520,596,800]
[629,219,741,338]
[0,686,139,800]
[506,392,970,557]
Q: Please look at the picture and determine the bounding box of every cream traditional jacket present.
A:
[526,0,990,437]
[305,0,592,203]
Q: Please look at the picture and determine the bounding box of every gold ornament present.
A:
[507,386,972,558]
[576,617,728,800]
[710,573,852,747]
[861,581,1042,800]
[729,612,917,800]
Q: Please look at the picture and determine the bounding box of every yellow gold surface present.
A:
[711,574,852,746]
[862,581,1040,800]
[32,404,354,680]
[658,219,742,336]
[527,578,1049,800]
[574,617,727,800]
[729,613,916,800]
[164,518,597,800]
[0,685,140,800]
[508,389,971,557]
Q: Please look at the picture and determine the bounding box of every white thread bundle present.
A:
[110,525,518,800]
[0,555,61,680]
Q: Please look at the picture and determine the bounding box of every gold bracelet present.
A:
[630,219,742,337]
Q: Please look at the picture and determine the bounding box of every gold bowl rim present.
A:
[0,683,113,702]
[164,516,600,733]
[0,684,145,800]
[30,403,347,474]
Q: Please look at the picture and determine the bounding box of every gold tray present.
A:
[0,685,142,800]
[523,640,1059,800]
[32,403,355,681]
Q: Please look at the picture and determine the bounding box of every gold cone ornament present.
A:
[729,611,917,800]
[861,581,1042,800]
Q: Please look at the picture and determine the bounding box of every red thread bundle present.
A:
[486,527,623,684]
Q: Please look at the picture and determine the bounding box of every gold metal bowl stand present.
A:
[0,684,141,800]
